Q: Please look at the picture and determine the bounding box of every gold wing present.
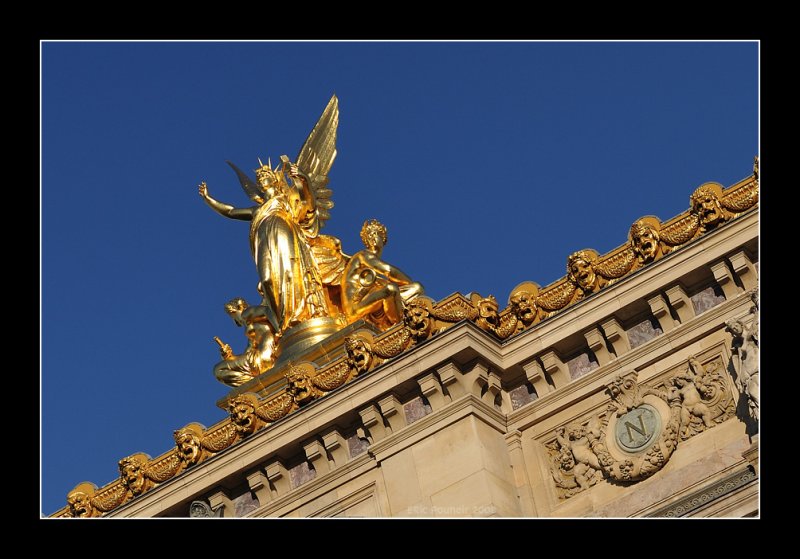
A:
[296,94,339,226]
[310,234,350,285]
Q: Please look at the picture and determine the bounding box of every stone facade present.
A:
[61,208,757,518]
[52,165,760,518]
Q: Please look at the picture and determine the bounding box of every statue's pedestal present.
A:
[216,319,380,409]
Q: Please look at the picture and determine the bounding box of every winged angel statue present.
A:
[199,96,422,386]
[199,95,344,335]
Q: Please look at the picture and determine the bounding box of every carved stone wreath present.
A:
[549,357,735,499]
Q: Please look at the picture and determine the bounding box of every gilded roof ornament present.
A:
[53,96,759,519]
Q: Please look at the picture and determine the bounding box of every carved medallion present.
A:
[614,404,661,453]
[549,358,737,499]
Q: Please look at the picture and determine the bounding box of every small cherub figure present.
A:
[669,357,715,437]
[556,422,602,491]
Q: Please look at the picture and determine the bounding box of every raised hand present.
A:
[198,181,209,198]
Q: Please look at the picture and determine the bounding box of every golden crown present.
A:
[255,158,281,187]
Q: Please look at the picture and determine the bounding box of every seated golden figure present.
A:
[213,298,276,387]
[341,219,423,328]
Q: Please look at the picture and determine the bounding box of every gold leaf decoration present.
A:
[594,247,636,279]
[256,392,296,422]
[372,327,412,358]
[201,422,238,453]
[536,280,577,312]
[90,482,127,513]
[660,214,700,247]
[144,452,182,483]
[721,181,758,213]
[312,360,353,391]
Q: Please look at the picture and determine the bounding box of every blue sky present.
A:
[41,41,758,515]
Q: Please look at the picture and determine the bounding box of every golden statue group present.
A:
[54,91,759,517]
[199,95,423,387]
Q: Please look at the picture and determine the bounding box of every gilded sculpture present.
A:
[57,111,760,519]
[200,96,424,386]
[199,96,344,369]
[285,364,323,405]
[341,219,424,328]
[474,294,500,331]
[629,216,665,265]
[563,249,631,301]
[567,250,601,294]
[690,183,730,233]
[174,423,205,467]
[118,453,152,496]
[213,298,276,387]
[404,298,434,341]
[345,336,373,374]
[508,282,539,331]
[228,394,259,437]
[66,482,98,518]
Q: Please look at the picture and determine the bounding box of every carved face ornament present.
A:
[691,189,723,227]
[404,300,431,337]
[565,424,585,441]
[725,319,744,337]
[345,337,371,373]
[119,457,146,494]
[510,290,536,322]
[478,296,500,325]
[174,431,201,465]
[568,253,597,291]
[631,222,660,262]
[67,491,92,517]
[231,402,255,431]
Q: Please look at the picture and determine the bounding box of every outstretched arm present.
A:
[198,182,254,221]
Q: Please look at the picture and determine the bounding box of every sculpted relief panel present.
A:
[547,355,736,500]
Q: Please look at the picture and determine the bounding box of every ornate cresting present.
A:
[52,101,758,518]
